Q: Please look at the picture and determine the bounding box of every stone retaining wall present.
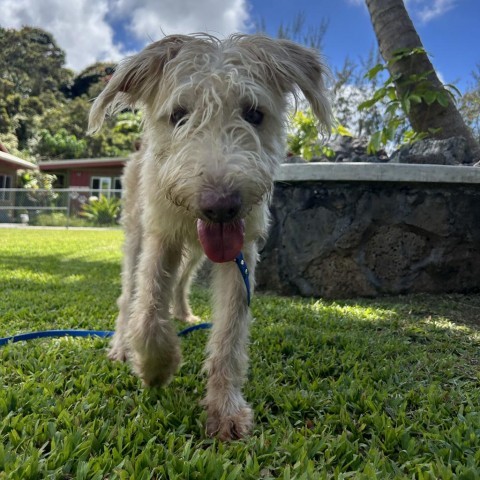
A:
[256,163,480,298]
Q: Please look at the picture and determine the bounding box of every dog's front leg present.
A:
[129,233,183,387]
[203,242,257,440]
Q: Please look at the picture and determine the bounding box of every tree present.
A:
[460,65,480,143]
[66,62,116,98]
[0,26,141,160]
[0,27,73,153]
[365,0,480,162]
[255,12,328,52]
[0,26,72,97]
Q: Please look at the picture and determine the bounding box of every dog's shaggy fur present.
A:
[89,33,331,440]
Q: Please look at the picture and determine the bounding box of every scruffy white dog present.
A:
[89,33,331,440]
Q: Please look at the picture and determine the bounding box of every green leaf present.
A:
[423,90,437,105]
[368,131,383,154]
[336,124,353,137]
[436,91,450,107]
[365,63,386,80]
[444,83,462,98]
[386,86,398,101]
[358,98,378,111]
[373,87,387,101]
[402,97,411,114]
[390,46,427,63]
[409,94,422,104]
[385,103,399,117]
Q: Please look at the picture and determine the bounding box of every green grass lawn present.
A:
[1,228,479,479]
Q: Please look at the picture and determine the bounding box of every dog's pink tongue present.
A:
[197,219,244,263]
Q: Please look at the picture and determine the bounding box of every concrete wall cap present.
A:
[276,162,480,184]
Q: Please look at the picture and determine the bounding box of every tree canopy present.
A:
[0,26,71,97]
[0,26,140,161]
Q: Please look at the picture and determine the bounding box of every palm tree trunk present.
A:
[365,0,480,162]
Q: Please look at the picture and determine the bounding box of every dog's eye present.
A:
[243,108,264,126]
[170,107,188,126]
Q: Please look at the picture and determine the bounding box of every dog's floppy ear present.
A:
[238,35,333,133]
[88,35,190,134]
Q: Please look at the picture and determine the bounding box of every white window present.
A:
[113,177,122,198]
[0,174,12,201]
[91,176,112,197]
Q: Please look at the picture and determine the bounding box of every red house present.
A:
[38,157,126,195]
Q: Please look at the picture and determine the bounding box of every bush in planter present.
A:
[80,195,121,226]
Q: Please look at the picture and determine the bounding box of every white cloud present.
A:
[408,0,456,23]
[110,0,250,41]
[0,0,125,71]
[0,0,250,71]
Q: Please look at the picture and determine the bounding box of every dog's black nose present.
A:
[199,191,242,223]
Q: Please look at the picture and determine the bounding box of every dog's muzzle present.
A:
[196,190,245,263]
[198,190,241,223]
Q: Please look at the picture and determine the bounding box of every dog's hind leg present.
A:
[129,234,183,387]
[172,246,205,324]
[202,241,258,440]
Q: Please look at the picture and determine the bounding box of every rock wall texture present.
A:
[256,181,480,298]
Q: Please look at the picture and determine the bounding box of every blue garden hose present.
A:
[0,253,250,347]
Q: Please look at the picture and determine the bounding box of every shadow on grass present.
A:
[0,252,121,335]
[250,293,479,384]
[0,251,120,277]
[345,293,480,331]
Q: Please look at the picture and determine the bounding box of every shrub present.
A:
[287,109,350,160]
[80,195,121,225]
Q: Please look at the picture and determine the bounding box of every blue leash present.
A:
[0,253,251,347]
[0,324,211,346]
[234,251,251,306]
[0,329,114,346]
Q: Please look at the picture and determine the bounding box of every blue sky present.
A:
[250,0,480,92]
[1,0,479,92]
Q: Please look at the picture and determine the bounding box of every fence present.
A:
[0,188,122,227]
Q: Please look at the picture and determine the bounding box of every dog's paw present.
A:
[206,406,253,441]
[107,346,128,362]
[108,336,128,362]
[132,345,182,388]
[172,308,202,324]
[180,313,202,324]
